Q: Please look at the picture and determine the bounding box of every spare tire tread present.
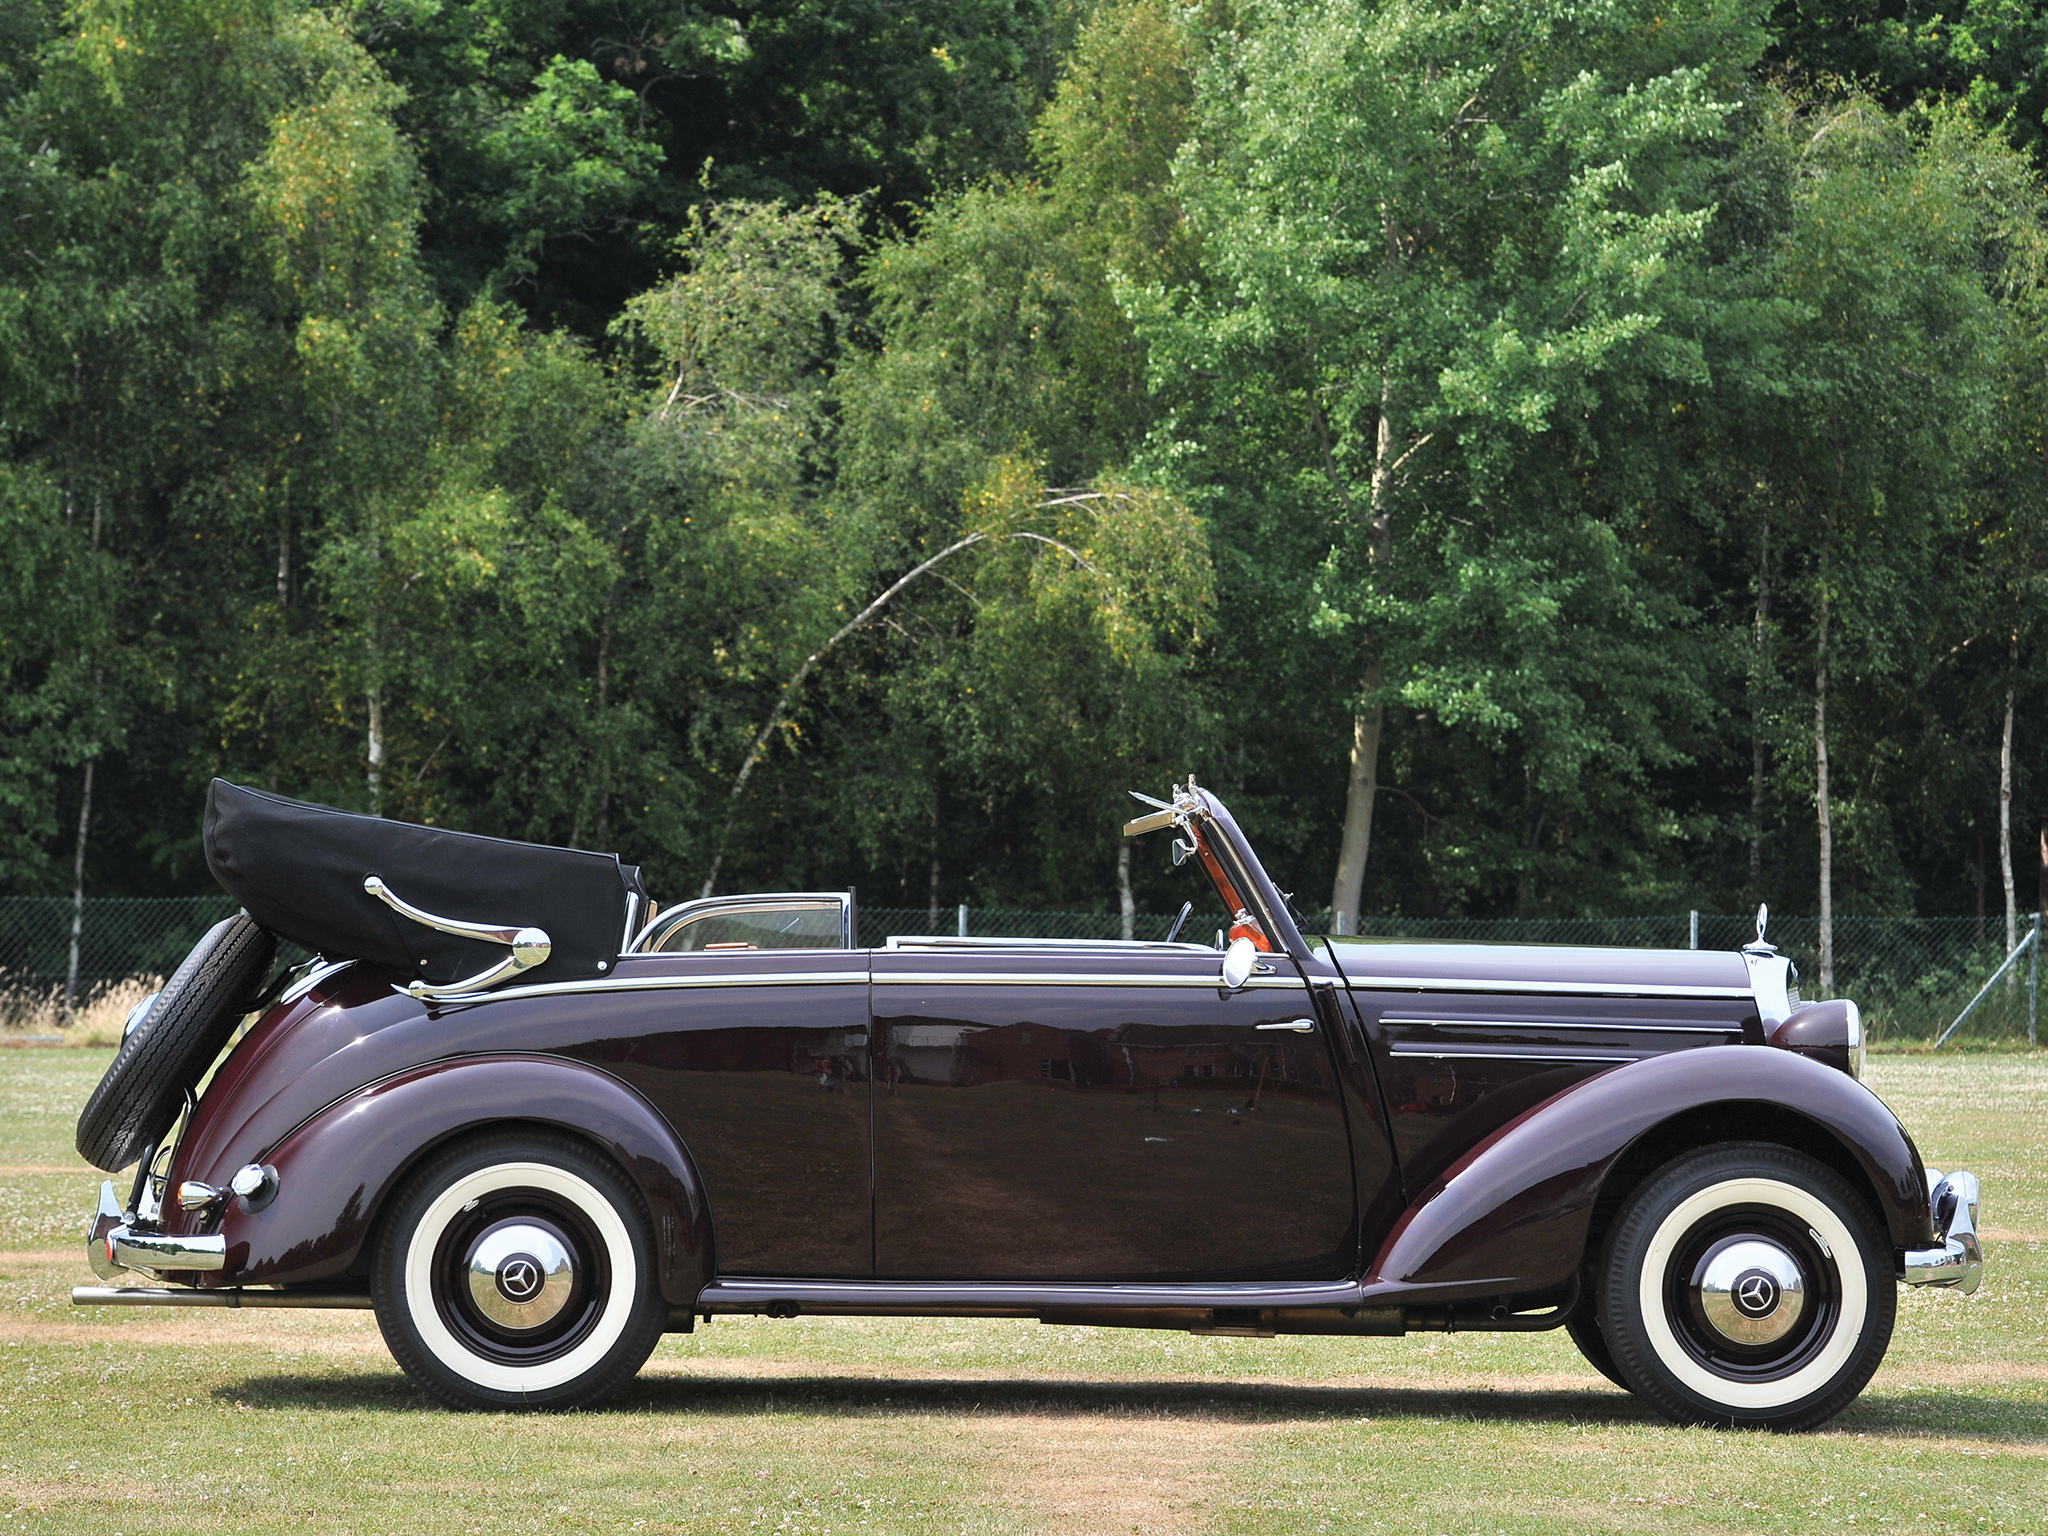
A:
[75,914,276,1172]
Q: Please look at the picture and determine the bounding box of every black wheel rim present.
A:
[1662,1202,1841,1384]
[427,1185,611,1368]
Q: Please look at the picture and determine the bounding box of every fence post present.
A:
[1937,922,2040,1048]
[1689,910,1699,950]
[958,903,968,938]
[2031,912,2041,1048]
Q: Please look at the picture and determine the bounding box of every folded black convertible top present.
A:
[204,780,645,988]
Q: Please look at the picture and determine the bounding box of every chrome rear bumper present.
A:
[85,1179,225,1280]
[1900,1169,1983,1293]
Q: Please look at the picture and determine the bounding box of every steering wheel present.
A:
[1164,901,1193,944]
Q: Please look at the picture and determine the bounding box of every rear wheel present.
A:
[1600,1144,1894,1431]
[1563,1294,1628,1390]
[371,1130,665,1411]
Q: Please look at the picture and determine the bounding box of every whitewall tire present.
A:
[1600,1143,1895,1431]
[371,1131,667,1410]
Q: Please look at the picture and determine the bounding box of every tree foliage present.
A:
[3,0,2047,934]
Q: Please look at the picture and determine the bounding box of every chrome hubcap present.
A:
[1696,1237,1805,1347]
[465,1221,575,1331]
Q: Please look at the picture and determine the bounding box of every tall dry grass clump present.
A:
[0,971,162,1044]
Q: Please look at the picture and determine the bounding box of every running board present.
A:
[694,1276,1407,1337]
[693,1277,1573,1337]
[698,1277,1372,1319]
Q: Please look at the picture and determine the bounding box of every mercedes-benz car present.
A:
[71,777,1982,1428]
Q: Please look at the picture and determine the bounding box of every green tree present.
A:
[1139,0,1763,922]
[1770,0,2048,169]
[1731,101,2038,985]
[359,0,1061,332]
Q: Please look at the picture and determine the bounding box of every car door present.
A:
[871,943,1356,1281]
[585,946,873,1278]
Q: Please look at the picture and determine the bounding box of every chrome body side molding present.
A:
[884,936,1219,953]
[870,971,1305,990]
[1384,1046,1639,1064]
[420,968,871,1009]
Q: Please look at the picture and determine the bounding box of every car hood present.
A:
[1319,937,1752,999]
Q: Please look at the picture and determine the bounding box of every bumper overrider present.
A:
[81,1163,278,1284]
[1901,1169,1984,1293]
[84,1180,226,1281]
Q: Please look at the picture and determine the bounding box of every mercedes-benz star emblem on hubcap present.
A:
[496,1255,543,1304]
[467,1221,576,1329]
[1733,1270,1779,1317]
[1697,1237,1806,1346]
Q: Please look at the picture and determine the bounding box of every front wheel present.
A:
[1599,1143,1894,1431]
[371,1131,666,1411]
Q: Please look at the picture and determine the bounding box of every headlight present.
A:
[1767,998,1863,1079]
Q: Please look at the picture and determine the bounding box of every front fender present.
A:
[201,1053,711,1305]
[1363,1048,1929,1304]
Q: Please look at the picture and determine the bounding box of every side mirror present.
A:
[1220,936,1257,991]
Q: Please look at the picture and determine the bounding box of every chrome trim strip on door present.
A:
[1385,1046,1638,1063]
[871,972,1306,989]
[883,936,1219,953]
[1378,1016,1741,1034]
[698,1277,1366,1314]
[1344,977,1751,999]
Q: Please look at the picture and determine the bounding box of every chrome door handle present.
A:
[1257,1019,1316,1033]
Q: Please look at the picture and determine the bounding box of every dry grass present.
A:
[0,1049,2043,1534]
[0,972,160,1043]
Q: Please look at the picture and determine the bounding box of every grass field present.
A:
[1,1047,2043,1534]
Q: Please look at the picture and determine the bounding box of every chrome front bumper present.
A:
[1900,1169,1983,1293]
[84,1179,225,1281]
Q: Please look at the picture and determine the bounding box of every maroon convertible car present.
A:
[72,778,1982,1428]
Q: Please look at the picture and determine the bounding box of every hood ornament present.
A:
[1745,902,1774,955]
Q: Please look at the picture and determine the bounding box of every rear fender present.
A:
[1363,1048,1929,1305]
[202,1054,711,1305]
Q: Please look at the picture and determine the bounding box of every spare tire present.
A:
[76,914,276,1171]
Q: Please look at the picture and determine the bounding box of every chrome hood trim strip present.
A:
[1380,1016,1741,1034]
[1340,975,1751,999]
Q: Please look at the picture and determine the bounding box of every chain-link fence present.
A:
[4,896,2037,1045]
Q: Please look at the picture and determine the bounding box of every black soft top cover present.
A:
[204,780,644,988]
